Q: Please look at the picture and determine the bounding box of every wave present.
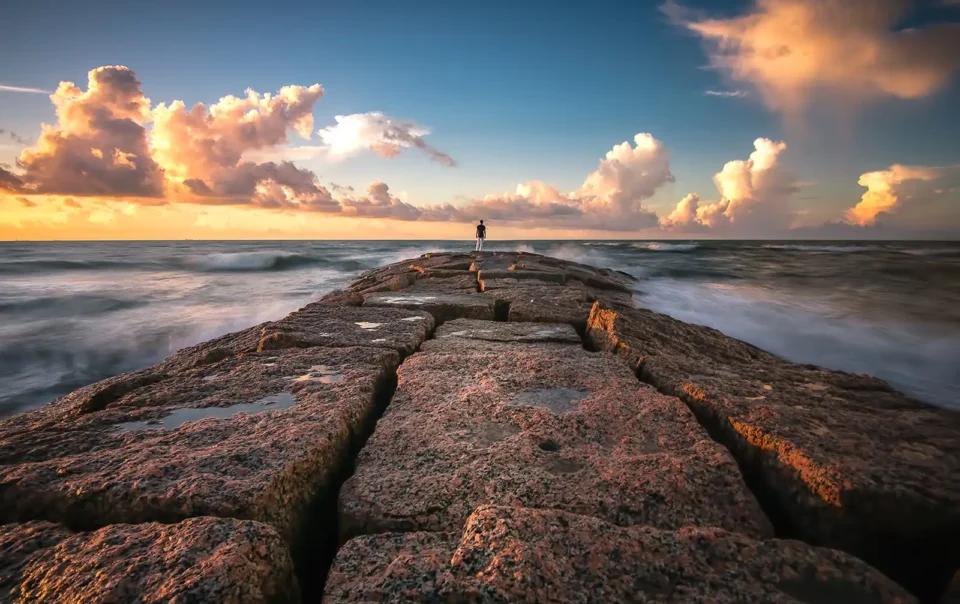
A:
[761,244,880,253]
[631,242,699,252]
[0,259,139,274]
[896,247,960,257]
[184,251,321,272]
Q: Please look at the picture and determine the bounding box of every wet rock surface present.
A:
[587,301,960,600]
[422,319,582,353]
[1,518,298,603]
[338,338,772,539]
[324,505,915,604]
[363,291,498,323]
[0,345,397,543]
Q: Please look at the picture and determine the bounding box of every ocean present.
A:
[1,240,958,417]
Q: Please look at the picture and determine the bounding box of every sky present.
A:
[1,0,959,240]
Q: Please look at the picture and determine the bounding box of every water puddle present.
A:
[370,338,387,343]
[201,374,221,381]
[355,322,382,330]
[114,392,298,431]
[291,365,343,384]
[401,316,426,321]
[507,388,588,414]
[378,295,437,305]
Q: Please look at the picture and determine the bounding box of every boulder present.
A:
[0,346,398,547]
[338,340,772,540]
[587,301,960,600]
[1,518,298,603]
[324,505,914,604]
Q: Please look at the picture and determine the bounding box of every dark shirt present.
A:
[476,224,486,238]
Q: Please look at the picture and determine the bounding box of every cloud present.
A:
[845,164,960,226]
[705,90,748,98]
[0,84,51,94]
[14,66,166,197]
[317,112,456,166]
[666,0,960,112]
[0,167,23,192]
[339,181,429,219]
[63,198,82,209]
[660,193,705,230]
[17,197,36,208]
[660,137,796,233]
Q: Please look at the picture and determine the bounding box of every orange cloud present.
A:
[15,66,165,197]
[846,164,960,226]
[666,0,960,111]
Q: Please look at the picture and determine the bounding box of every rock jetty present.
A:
[1,250,956,603]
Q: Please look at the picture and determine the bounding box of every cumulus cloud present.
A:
[660,193,703,229]
[666,0,960,111]
[846,164,960,226]
[17,197,36,208]
[0,167,23,192]
[660,138,796,233]
[412,133,670,230]
[317,112,456,166]
[14,66,165,197]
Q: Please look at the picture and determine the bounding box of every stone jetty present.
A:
[1,251,957,603]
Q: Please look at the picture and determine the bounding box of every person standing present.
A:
[475,220,486,251]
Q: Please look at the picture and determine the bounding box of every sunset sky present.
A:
[2,0,959,240]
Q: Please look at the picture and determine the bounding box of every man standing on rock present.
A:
[475,220,486,251]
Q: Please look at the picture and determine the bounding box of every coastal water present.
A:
[1,240,958,417]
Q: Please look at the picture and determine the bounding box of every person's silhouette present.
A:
[475,220,486,251]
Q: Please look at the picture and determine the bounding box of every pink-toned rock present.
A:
[317,289,365,306]
[1,518,298,603]
[338,339,772,540]
[363,291,500,323]
[256,303,433,356]
[324,505,914,604]
[421,319,582,353]
[0,346,397,547]
[587,301,960,600]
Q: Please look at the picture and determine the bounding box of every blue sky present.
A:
[1,0,959,239]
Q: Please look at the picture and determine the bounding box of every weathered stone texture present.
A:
[338,340,771,540]
[1,518,298,603]
[0,346,397,543]
[363,291,499,323]
[324,505,914,604]
[587,301,960,600]
[421,319,582,353]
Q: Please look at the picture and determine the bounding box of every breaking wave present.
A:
[185,251,320,272]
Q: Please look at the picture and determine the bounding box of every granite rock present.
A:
[1,518,298,603]
[587,301,960,600]
[338,341,771,540]
[324,505,914,604]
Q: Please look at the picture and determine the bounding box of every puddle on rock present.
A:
[400,316,426,322]
[201,374,221,381]
[291,365,343,384]
[355,322,382,330]
[508,388,588,413]
[379,295,437,305]
[370,338,387,343]
[114,392,298,431]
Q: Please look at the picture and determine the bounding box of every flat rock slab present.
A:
[427,319,582,348]
[363,292,499,323]
[482,282,632,332]
[324,505,914,604]
[0,346,397,545]
[338,343,771,540]
[256,304,433,357]
[587,301,960,600]
[1,518,298,603]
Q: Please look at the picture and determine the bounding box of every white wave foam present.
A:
[632,242,699,252]
[762,244,878,253]
[635,280,959,410]
[188,251,308,271]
